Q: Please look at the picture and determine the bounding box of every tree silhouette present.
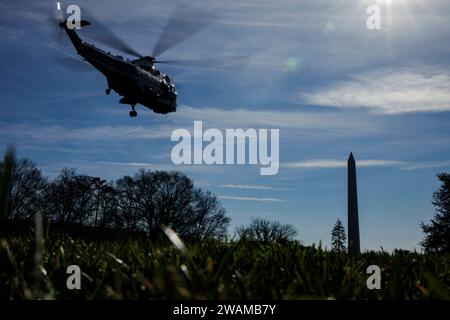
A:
[421,173,450,253]
[115,175,142,232]
[0,153,46,222]
[8,158,47,221]
[148,170,196,237]
[331,219,346,252]
[44,168,93,224]
[91,178,117,229]
[0,148,14,235]
[186,190,230,241]
[236,218,297,242]
[115,170,230,240]
[1,151,231,240]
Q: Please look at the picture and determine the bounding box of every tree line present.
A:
[1,149,449,251]
[0,154,230,241]
[0,150,298,242]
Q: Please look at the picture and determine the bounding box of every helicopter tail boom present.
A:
[59,19,91,30]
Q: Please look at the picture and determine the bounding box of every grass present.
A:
[1,232,449,300]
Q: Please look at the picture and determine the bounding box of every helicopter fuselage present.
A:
[63,23,177,115]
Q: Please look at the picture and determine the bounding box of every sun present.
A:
[377,0,402,5]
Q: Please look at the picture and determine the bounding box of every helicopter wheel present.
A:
[129,104,137,117]
[129,110,137,117]
[106,88,111,95]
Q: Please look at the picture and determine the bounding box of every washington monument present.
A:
[348,152,360,254]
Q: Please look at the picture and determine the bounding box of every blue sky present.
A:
[1,0,450,251]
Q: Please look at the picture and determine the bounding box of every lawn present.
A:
[1,233,449,300]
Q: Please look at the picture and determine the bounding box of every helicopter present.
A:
[52,2,240,117]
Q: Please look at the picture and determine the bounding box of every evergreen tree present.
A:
[421,173,450,253]
[331,218,346,252]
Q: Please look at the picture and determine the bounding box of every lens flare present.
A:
[283,58,299,73]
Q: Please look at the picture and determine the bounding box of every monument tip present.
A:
[348,152,355,161]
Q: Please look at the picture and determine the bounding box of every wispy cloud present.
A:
[403,160,450,170]
[1,104,382,145]
[283,159,404,169]
[89,161,228,173]
[0,122,173,143]
[219,195,284,203]
[174,105,380,135]
[39,159,231,179]
[219,184,291,191]
[301,66,450,114]
[98,161,155,168]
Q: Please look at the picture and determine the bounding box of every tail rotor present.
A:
[55,2,65,28]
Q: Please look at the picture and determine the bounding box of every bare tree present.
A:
[116,170,159,234]
[115,170,229,240]
[115,176,142,232]
[1,153,230,240]
[236,218,297,242]
[150,171,194,237]
[91,179,117,229]
[0,155,47,221]
[44,168,77,223]
[187,190,230,240]
[44,168,97,225]
[0,149,14,226]
[73,175,97,225]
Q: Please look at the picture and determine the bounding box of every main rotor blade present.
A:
[79,8,143,58]
[155,56,250,70]
[152,4,218,58]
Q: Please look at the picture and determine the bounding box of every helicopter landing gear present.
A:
[129,105,137,118]
[129,110,137,117]
[106,88,111,95]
